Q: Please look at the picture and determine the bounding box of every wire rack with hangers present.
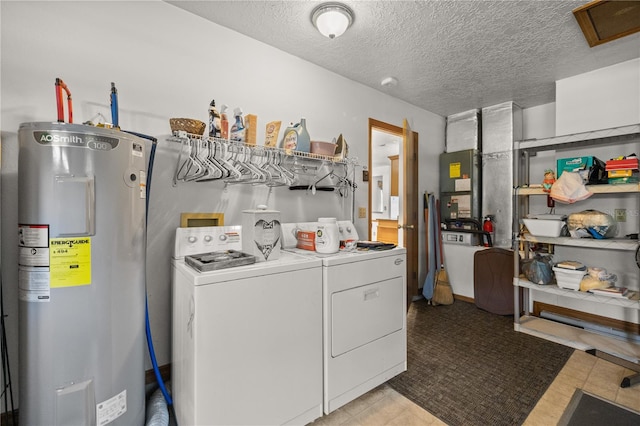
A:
[168,132,358,194]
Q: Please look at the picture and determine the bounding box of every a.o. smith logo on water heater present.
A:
[34,131,119,151]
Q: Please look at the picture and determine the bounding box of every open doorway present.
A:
[369,128,401,243]
[368,118,419,303]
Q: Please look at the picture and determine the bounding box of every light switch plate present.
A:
[614,209,626,222]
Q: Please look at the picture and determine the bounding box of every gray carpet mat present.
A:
[558,389,640,426]
[387,299,574,425]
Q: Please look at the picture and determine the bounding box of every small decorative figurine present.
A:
[542,169,555,193]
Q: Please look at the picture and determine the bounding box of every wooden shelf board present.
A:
[516,183,640,195]
[515,278,640,309]
[519,235,639,251]
[516,315,640,363]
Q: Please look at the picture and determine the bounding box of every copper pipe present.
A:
[55,78,73,123]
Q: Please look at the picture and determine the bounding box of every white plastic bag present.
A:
[550,172,592,204]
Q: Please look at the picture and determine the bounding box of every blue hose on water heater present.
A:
[147,140,173,394]
[144,137,173,406]
[124,131,174,410]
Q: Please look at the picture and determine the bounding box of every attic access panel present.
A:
[573,0,640,47]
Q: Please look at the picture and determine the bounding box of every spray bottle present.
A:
[230,107,246,142]
[220,104,229,139]
[209,99,221,138]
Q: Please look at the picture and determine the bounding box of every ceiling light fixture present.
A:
[311,2,354,39]
[381,77,398,87]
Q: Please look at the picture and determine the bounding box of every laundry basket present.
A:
[474,248,520,315]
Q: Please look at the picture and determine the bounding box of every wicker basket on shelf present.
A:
[169,118,206,136]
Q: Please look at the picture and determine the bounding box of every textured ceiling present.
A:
[167,0,640,117]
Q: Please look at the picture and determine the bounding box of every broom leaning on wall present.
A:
[432,199,454,306]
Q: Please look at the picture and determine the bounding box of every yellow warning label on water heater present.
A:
[49,237,91,288]
[449,162,461,178]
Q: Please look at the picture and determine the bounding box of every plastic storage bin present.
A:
[522,218,564,237]
[553,267,586,291]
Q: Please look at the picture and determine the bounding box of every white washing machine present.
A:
[281,222,407,414]
[171,226,323,426]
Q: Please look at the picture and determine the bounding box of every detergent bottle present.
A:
[316,217,339,254]
[230,107,246,143]
[220,104,229,139]
[280,117,310,153]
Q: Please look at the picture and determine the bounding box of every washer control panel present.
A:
[337,220,359,241]
[173,226,242,259]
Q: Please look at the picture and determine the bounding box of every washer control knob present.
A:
[204,235,212,242]
[188,236,197,244]
[219,234,228,241]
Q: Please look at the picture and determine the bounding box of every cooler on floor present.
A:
[473,248,519,315]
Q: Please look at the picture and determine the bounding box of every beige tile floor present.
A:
[309,350,640,425]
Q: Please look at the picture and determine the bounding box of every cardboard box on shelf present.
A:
[557,156,593,178]
[245,114,257,145]
[605,157,638,171]
[607,169,633,178]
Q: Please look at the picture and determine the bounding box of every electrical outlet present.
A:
[358,207,367,218]
[614,209,626,222]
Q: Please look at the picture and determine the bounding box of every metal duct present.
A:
[446,109,481,152]
[481,102,522,248]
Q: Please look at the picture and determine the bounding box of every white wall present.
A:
[523,102,556,140]
[556,58,640,135]
[0,0,445,409]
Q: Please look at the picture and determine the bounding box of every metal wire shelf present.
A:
[168,131,358,189]
[168,131,353,165]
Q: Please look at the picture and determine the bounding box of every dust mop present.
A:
[422,193,437,300]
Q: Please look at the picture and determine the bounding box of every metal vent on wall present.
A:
[573,0,640,47]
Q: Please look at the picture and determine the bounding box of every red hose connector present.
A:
[55,78,73,123]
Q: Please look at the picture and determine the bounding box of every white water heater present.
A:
[18,122,147,425]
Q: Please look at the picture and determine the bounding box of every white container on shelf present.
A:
[522,218,565,237]
[553,267,587,290]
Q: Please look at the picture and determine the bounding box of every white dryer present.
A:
[171,226,324,426]
[281,222,407,414]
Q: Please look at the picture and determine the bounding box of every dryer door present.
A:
[331,277,404,357]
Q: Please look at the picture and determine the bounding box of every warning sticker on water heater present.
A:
[19,247,49,267]
[97,389,127,426]
[139,170,146,199]
[49,237,92,287]
[19,266,51,302]
[19,224,49,249]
